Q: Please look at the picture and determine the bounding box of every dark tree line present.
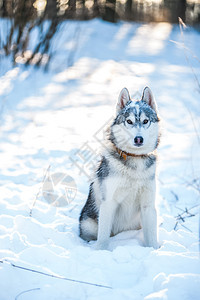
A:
[0,0,199,68]
[1,0,200,23]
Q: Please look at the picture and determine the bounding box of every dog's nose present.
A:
[134,136,143,145]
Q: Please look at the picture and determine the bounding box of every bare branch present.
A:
[29,165,51,217]
[0,259,112,290]
[15,288,40,300]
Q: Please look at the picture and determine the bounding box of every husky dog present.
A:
[79,87,160,250]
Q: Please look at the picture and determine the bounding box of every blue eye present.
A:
[127,119,133,125]
[143,119,148,124]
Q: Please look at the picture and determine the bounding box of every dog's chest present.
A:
[110,173,143,233]
[104,155,156,204]
[109,158,154,233]
[112,155,155,182]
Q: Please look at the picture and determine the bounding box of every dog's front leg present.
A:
[141,184,158,249]
[95,200,117,250]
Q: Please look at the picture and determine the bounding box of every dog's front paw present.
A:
[94,240,109,250]
[146,241,159,250]
[153,243,159,250]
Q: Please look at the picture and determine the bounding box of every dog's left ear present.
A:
[117,88,130,113]
[142,87,157,112]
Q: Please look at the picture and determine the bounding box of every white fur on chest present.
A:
[99,154,156,235]
[103,175,143,234]
[107,152,156,183]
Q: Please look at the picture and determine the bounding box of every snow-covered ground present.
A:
[0,19,200,299]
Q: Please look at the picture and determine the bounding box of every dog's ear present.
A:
[117,88,130,113]
[142,87,157,112]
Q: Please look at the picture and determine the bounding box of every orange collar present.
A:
[116,147,144,160]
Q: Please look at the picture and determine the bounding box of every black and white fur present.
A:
[79,87,160,250]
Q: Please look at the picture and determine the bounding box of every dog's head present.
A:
[110,87,160,155]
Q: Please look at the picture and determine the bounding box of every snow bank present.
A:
[0,19,200,300]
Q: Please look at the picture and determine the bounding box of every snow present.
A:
[0,19,200,299]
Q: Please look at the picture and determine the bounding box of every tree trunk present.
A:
[125,0,133,20]
[178,0,187,23]
[45,0,58,19]
[103,0,116,22]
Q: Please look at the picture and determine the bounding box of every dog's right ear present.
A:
[116,88,130,113]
